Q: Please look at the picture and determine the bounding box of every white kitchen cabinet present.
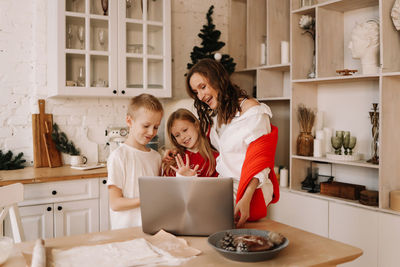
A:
[378,212,400,267]
[329,202,378,267]
[48,0,171,98]
[99,177,110,231]
[267,190,329,237]
[18,204,53,241]
[4,178,107,241]
[54,198,99,237]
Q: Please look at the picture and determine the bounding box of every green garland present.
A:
[0,150,26,170]
[51,123,81,156]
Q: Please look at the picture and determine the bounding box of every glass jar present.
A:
[297,132,314,156]
[77,66,85,87]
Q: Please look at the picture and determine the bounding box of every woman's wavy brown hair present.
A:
[185,58,248,133]
[164,108,217,176]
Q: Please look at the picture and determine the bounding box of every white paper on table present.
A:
[51,230,201,267]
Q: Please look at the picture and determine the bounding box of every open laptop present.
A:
[139,176,234,236]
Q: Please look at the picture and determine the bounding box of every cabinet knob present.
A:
[52,190,57,195]
[57,206,63,211]
[47,207,52,211]
[102,179,107,184]
[112,90,117,94]
[121,90,126,94]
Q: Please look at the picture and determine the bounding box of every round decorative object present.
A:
[392,0,400,31]
[208,229,289,262]
[214,53,222,61]
[326,152,361,161]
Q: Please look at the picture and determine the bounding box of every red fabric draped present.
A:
[236,125,280,221]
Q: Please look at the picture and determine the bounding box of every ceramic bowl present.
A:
[0,236,14,265]
[208,229,289,262]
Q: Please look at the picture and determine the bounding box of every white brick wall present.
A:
[0,0,229,166]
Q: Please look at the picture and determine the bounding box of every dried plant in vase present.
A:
[296,104,315,156]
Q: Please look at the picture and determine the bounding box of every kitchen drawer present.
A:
[20,179,99,206]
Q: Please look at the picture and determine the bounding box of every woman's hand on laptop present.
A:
[234,178,260,227]
[234,198,250,228]
[171,154,199,177]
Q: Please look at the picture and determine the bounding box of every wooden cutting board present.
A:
[32,99,62,168]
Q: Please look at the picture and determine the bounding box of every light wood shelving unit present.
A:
[230,0,400,212]
[229,0,291,169]
[230,1,400,266]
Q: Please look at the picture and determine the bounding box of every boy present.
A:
[107,94,163,230]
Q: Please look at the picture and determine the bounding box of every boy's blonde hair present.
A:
[165,108,216,176]
[127,94,163,118]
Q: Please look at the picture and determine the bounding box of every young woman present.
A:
[163,108,218,177]
[185,58,280,228]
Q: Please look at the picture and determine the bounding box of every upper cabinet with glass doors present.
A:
[47,0,171,98]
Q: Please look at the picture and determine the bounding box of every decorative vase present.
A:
[297,132,314,156]
[307,51,316,79]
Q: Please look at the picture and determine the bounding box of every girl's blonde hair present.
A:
[165,108,216,176]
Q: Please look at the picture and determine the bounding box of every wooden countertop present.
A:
[0,166,107,186]
[5,219,362,267]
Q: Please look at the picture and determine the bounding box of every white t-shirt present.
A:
[107,143,161,230]
[209,103,273,198]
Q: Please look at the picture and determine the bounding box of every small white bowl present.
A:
[0,236,14,265]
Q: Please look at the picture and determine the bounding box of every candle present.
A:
[280,168,288,187]
[324,127,333,154]
[313,139,323,157]
[281,41,289,64]
[315,111,324,131]
[316,130,325,140]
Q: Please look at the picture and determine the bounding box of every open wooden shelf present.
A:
[258,97,290,101]
[288,188,381,211]
[292,74,379,84]
[291,155,379,169]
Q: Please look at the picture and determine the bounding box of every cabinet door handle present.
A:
[57,206,63,211]
[121,90,126,94]
[112,90,117,94]
[47,207,52,211]
[103,179,107,184]
[52,190,57,195]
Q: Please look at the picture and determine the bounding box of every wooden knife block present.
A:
[320,181,366,200]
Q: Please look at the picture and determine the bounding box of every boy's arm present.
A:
[108,185,140,211]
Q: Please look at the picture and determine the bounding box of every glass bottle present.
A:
[77,66,85,87]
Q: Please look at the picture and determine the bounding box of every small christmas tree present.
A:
[51,123,81,156]
[187,5,236,74]
[0,150,26,170]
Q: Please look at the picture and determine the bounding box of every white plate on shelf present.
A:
[326,153,361,161]
[70,163,105,170]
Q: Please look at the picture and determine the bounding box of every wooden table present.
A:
[4,219,362,267]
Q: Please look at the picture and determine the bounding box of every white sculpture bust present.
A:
[348,20,380,75]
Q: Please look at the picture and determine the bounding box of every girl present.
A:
[163,108,218,177]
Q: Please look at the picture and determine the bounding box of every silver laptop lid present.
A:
[139,176,234,236]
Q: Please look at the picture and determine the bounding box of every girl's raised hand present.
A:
[171,153,199,177]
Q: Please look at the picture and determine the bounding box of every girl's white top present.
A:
[209,102,273,197]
